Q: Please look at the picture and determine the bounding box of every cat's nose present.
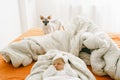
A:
[43,20,49,26]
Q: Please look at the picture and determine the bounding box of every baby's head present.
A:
[52,58,65,70]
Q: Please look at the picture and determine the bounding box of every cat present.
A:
[40,16,64,34]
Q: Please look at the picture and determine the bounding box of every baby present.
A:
[52,57,65,71]
[42,54,80,80]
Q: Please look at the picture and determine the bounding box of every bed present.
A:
[0,27,120,80]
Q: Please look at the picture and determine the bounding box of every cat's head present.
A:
[40,16,51,26]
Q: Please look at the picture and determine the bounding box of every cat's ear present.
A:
[40,16,44,20]
[47,16,51,19]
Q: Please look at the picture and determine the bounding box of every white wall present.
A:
[0,0,21,49]
[34,0,120,32]
[18,0,120,33]
[18,0,37,32]
[25,0,38,30]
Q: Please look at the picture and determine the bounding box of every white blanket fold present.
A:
[25,50,96,80]
[81,32,120,80]
[0,40,38,67]
[0,29,82,67]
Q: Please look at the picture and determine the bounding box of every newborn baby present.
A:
[42,54,81,80]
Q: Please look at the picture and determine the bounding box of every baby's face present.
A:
[53,58,65,70]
